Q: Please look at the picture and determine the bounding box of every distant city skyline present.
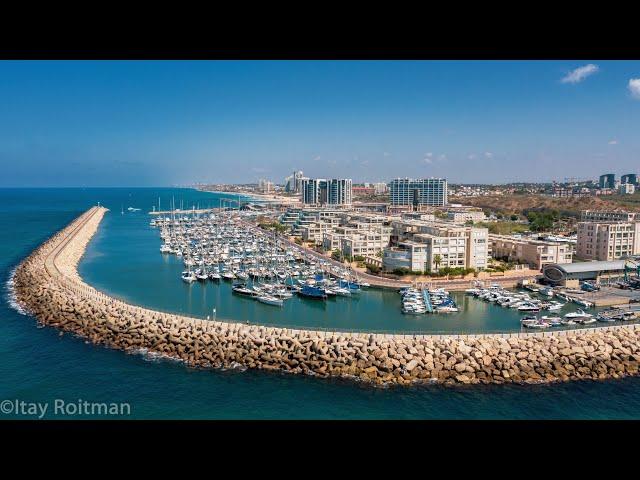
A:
[1,60,639,187]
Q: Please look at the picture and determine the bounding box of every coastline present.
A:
[193,186,301,204]
[11,207,640,386]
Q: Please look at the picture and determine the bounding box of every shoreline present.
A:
[11,207,640,386]
[193,186,301,204]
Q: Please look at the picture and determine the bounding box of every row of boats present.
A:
[520,308,636,329]
[399,287,459,314]
[465,285,596,312]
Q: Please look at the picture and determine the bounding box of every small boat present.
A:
[436,305,459,313]
[518,302,540,312]
[209,272,221,281]
[333,287,352,297]
[572,298,594,308]
[257,295,284,307]
[545,302,564,311]
[564,309,593,319]
[540,315,562,326]
[222,271,236,280]
[579,317,597,325]
[231,283,258,297]
[523,320,550,329]
[181,270,196,283]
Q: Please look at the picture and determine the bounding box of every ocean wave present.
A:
[5,266,28,316]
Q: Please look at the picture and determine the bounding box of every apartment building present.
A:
[322,223,392,258]
[299,217,342,245]
[279,208,343,236]
[446,210,486,223]
[301,178,352,205]
[489,234,573,270]
[382,220,488,272]
[576,221,640,261]
[389,178,447,207]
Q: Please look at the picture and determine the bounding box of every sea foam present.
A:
[5,266,28,316]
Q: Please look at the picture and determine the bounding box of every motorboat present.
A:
[564,309,593,319]
[545,302,564,311]
[518,302,541,312]
[523,320,550,329]
[578,317,597,325]
[196,270,208,281]
[181,270,196,283]
[572,298,594,308]
[540,315,562,326]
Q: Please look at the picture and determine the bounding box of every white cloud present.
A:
[313,155,321,161]
[629,78,640,99]
[561,64,599,84]
[484,152,493,159]
[467,153,477,160]
[438,154,447,161]
[424,152,433,158]
[608,139,618,145]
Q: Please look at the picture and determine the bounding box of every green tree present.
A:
[433,254,442,271]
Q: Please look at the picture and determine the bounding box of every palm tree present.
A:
[433,254,442,271]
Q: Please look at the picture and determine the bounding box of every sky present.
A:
[0,60,639,187]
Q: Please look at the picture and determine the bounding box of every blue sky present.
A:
[0,60,639,186]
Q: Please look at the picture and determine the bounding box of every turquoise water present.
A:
[2,187,640,419]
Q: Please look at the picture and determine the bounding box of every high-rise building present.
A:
[621,174,638,186]
[599,173,616,189]
[301,178,352,205]
[284,170,307,193]
[389,178,447,206]
[258,179,274,193]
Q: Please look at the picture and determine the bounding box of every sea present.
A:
[2,187,640,419]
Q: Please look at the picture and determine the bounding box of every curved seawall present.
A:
[12,207,640,386]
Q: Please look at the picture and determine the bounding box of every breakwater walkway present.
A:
[12,207,640,385]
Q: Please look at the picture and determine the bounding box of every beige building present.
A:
[322,222,392,258]
[576,221,640,261]
[383,220,488,272]
[446,210,486,223]
[489,234,573,270]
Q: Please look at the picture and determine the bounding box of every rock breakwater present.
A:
[12,207,640,386]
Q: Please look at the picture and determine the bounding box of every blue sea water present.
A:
[2,187,640,419]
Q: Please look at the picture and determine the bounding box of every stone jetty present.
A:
[12,207,640,386]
